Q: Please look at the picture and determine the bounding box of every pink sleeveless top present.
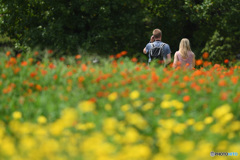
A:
[175,51,194,68]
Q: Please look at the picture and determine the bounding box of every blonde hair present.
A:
[179,38,191,58]
[153,29,162,38]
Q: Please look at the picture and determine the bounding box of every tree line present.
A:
[0,0,239,63]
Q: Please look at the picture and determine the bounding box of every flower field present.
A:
[0,51,240,160]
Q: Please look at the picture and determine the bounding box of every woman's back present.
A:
[175,51,195,68]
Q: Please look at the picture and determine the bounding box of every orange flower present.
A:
[213,64,220,68]
[224,59,229,64]
[149,97,155,102]
[28,58,34,64]
[6,51,11,56]
[21,61,28,66]
[131,57,138,62]
[53,75,58,80]
[120,51,127,56]
[109,55,114,59]
[78,76,85,83]
[59,57,65,61]
[183,95,190,102]
[49,63,56,69]
[183,76,190,82]
[16,53,21,58]
[220,92,228,101]
[30,72,37,78]
[81,64,87,72]
[10,57,17,64]
[218,79,227,87]
[231,76,238,84]
[36,84,42,91]
[89,98,96,103]
[13,67,20,74]
[151,72,159,82]
[34,51,39,56]
[115,53,122,59]
[196,59,203,66]
[47,50,53,54]
[202,52,209,59]
[203,61,211,67]
[75,55,81,59]
[66,71,73,77]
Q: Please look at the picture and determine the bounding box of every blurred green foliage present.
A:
[0,0,239,61]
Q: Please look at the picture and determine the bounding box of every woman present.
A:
[173,38,195,69]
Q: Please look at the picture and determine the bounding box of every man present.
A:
[143,29,171,66]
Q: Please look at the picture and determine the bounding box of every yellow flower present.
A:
[12,111,22,120]
[121,104,130,112]
[142,103,153,111]
[49,121,64,136]
[171,100,184,109]
[37,116,47,124]
[159,119,176,130]
[216,141,228,151]
[76,124,87,131]
[85,122,95,129]
[193,121,205,131]
[78,100,96,113]
[163,94,171,100]
[228,121,240,131]
[228,132,235,139]
[177,140,195,153]
[123,127,140,144]
[103,117,118,136]
[175,110,184,117]
[20,136,36,151]
[204,116,214,124]
[126,113,148,130]
[104,104,112,111]
[153,154,175,160]
[195,141,213,158]
[219,113,233,124]
[186,118,195,125]
[61,108,78,127]
[210,123,224,134]
[212,104,231,119]
[173,123,186,134]
[130,90,140,100]
[108,92,118,101]
[160,100,171,109]
[156,127,172,139]
[132,100,142,108]
[1,137,16,156]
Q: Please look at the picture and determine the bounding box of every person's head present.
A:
[179,38,191,51]
[179,38,191,58]
[152,29,162,40]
